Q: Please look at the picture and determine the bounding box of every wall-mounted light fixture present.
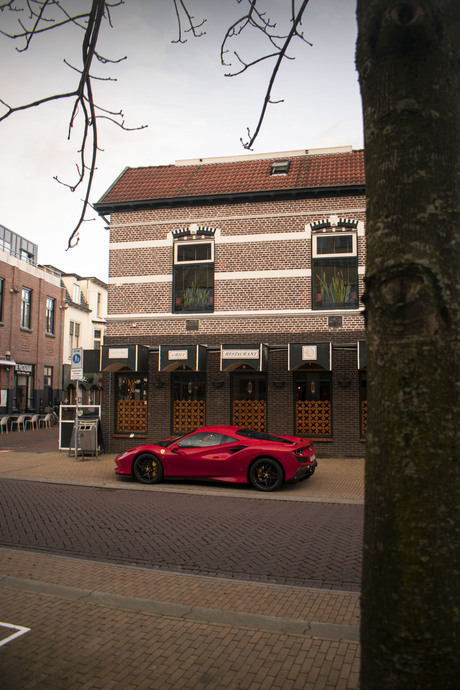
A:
[154,378,165,389]
[212,379,224,389]
[9,287,19,294]
[338,379,351,388]
[272,379,285,389]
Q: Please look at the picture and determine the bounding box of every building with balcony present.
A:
[0,226,65,414]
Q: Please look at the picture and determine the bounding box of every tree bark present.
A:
[356,1,460,687]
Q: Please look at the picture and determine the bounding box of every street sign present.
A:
[71,348,84,381]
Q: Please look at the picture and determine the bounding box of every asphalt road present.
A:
[0,478,362,590]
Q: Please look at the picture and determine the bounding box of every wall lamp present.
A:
[154,378,165,389]
[272,379,286,389]
[338,379,351,388]
[212,379,225,389]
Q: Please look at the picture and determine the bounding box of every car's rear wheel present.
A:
[133,453,164,484]
[249,457,284,491]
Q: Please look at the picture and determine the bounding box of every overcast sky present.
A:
[0,0,363,282]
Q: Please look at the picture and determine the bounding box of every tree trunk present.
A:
[356,1,460,688]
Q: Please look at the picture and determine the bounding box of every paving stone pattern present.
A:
[0,478,362,590]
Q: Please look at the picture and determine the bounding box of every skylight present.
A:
[270,160,290,175]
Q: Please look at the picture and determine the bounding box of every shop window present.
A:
[44,366,53,407]
[360,372,367,438]
[15,365,34,412]
[294,372,332,437]
[45,297,55,334]
[312,233,358,310]
[232,374,267,432]
[173,241,214,313]
[172,373,206,434]
[115,374,148,435]
[21,287,31,328]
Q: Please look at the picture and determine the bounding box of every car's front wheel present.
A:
[133,453,164,484]
[249,457,284,491]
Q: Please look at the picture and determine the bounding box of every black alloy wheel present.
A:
[249,457,284,491]
[133,453,164,484]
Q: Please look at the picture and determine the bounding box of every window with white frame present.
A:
[69,321,80,351]
[94,328,102,350]
[73,283,81,304]
[173,240,214,313]
[312,232,358,310]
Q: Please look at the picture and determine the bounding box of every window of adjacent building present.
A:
[115,374,148,435]
[69,321,80,351]
[0,278,3,321]
[94,328,102,350]
[312,232,358,310]
[45,297,55,334]
[44,366,53,407]
[294,371,332,437]
[96,292,102,316]
[21,287,32,328]
[173,241,214,313]
[73,283,81,304]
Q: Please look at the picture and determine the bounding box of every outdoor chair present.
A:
[25,414,40,430]
[39,413,52,428]
[11,414,27,431]
[0,415,9,434]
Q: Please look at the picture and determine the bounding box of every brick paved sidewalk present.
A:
[0,428,362,688]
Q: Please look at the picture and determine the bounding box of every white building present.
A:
[41,269,108,405]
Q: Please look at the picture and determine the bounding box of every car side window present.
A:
[177,432,236,448]
[177,432,221,448]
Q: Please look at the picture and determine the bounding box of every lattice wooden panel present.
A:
[361,400,367,436]
[232,400,266,431]
[173,400,206,434]
[295,400,332,436]
[117,400,147,433]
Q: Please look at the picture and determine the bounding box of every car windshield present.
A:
[155,435,187,448]
[235,428,294,445]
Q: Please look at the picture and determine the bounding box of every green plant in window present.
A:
[183,284,211,310]
[316,271,351,305]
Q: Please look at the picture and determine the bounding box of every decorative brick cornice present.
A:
[172,224,217,239]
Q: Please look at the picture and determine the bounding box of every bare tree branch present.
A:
[0,0,146,250]
[0,0,312,250]
[222,0,312,150]
[171,0,206,44]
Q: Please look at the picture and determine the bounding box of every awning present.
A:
[83,349,102,374]
[0,359,16,367]
[220,344,268,372]
[288,342,332,371]
[159,345,207,372]
[358,340,366,369]
[100,344,149,372]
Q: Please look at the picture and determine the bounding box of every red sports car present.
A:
[114,425,317,492]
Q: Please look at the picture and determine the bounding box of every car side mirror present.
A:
[171,443,179,453]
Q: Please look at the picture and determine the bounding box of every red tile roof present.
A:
[96,149,365,208]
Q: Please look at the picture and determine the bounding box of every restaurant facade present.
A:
[94,146,367,457]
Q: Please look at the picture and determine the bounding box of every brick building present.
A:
[94,146,367,457]
[0,226,65,414]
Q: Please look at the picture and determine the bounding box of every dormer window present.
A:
[270,160,290,175]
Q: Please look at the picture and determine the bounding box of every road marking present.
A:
[0,621,31,647]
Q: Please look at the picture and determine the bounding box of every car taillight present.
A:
[293,447,305,458]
